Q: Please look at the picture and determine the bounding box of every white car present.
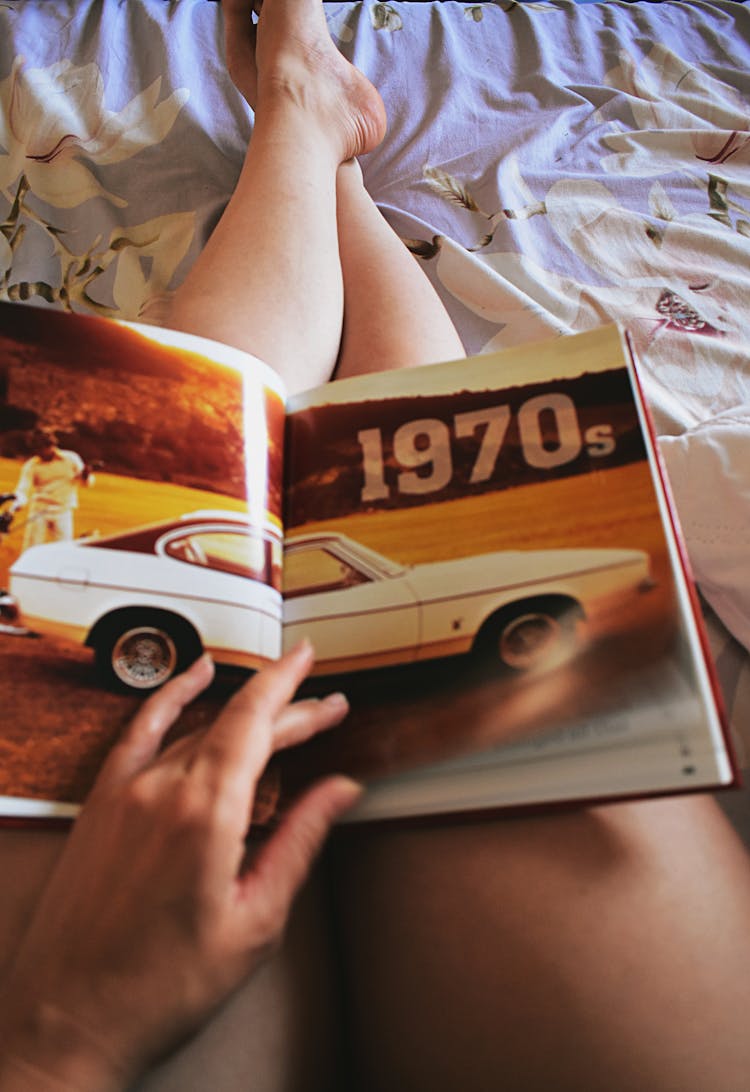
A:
[9,511,283,690]
[8,514,654,691]
[282,532,654,675]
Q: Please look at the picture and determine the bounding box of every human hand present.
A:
[0,642,359,1092]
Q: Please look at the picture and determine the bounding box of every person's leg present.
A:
[164,0,387,394]
[332,794,750,1091]
[166,1,464,392]
[334,160,465,379]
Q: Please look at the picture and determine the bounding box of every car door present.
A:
[282,540,419,672]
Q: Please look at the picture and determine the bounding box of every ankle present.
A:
[252,92,352,167]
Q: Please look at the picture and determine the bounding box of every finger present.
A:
[188,641,314,794]
[272,691,349,751]
[93,655,215,796]
[156,676,341,776]
[239,776,363,926]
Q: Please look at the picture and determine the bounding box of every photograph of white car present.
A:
[283,530,655,674]
[5,510,655,692]
[6,511,284,690]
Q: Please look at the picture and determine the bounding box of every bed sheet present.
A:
[0,0,748,761]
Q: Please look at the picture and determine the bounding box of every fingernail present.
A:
[336,776,365,807]
[290,638,314,662]
[323,691,349,712]
[193,651,214,674]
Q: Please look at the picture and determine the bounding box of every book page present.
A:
[0,304,285,816]
[279,326,732,815]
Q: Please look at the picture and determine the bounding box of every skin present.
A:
[2,0,750,1088]
[0,643,359,1091]
[166,0,463,393]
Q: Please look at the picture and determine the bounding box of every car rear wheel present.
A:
[476,599,581,672]
[93,611,202,692]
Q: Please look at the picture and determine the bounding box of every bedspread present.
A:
[0,0,749,757]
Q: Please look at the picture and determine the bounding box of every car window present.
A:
[283,546,371,598]
[165,530,281,590]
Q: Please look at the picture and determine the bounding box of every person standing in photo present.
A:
[11,429,93,552]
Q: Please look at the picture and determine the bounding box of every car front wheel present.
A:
[92,610,202,692]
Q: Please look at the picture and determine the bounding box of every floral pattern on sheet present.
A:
[370,3,402,31]
[414,42,750,427]
[0,56,194,319]
[597,44,750,183]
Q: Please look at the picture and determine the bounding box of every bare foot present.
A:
[222,0,387,162]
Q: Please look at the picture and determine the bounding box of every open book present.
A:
[0,303,738,823]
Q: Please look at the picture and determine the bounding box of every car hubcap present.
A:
[499,613,560,670]
[112,627,177,689]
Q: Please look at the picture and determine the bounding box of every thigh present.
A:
[0,827,65,979]
[0,829,343,1092]
[330,796,750,1092]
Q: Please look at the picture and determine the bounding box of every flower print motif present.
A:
[423,172,750,423]
[111,212,197,322]
[0,173,196,319]
[654,288,723,337]
[597,45,750,182]
[543,177,745,339]
[0,57,189,209]
[541,177,750,416]
[370,4,402,31]
[429,234,585,350]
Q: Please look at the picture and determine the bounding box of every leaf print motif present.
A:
[0,230,12,291]
[424,157,546,251]
[0,169,196,317]
[708,175,732,228]
[370,4,402,31]
[111,211,197,320]
[6,280,55,305]
[468,233,495,252]
[423,166,481,213]
[706,173,750,235]
[501,203,546,221]
[649,182,676,223]
[403,235,442,260]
